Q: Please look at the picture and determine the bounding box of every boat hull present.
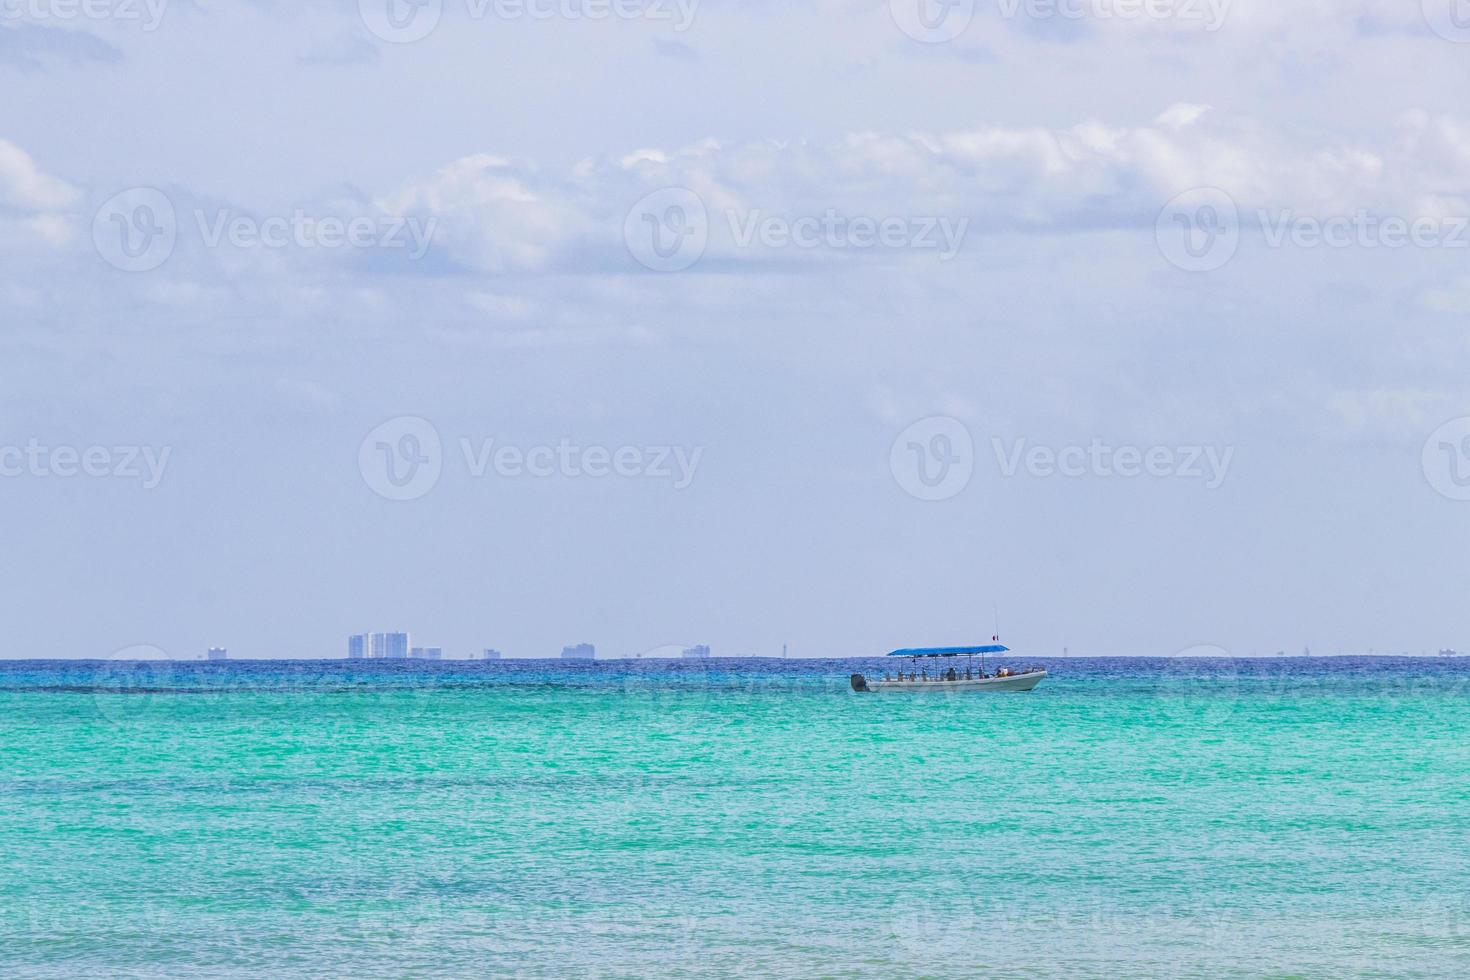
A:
[865,670,1046,693]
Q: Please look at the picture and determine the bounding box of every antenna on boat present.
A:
[988,604,1000,677]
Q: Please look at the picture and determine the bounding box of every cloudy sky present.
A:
[2,0,1468,660]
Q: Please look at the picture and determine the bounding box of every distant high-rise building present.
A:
[681,644,711,660]
[411,647,443,661]
[561,643,595,661]
[207,647,228,661]
[482,649,502,661]
[371,632,410,660]
[347,634,368,660]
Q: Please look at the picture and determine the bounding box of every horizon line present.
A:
[3,652,1462,663]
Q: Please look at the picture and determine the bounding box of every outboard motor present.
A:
[850,673,869,692]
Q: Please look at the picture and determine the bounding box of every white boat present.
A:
[850,644,1046,694]
[857,669,1047,693]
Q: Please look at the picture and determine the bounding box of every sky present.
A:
[1,0,1468,660]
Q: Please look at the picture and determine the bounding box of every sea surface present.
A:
[3,656,1469,978]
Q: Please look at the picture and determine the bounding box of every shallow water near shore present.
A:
[3,656,1469,978]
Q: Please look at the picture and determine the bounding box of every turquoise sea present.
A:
[3,657,1469,978]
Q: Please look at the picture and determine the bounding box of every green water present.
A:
[3,659,1469,977]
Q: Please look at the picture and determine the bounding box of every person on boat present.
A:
[946,667,957,681]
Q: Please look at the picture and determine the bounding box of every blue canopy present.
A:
[888,645,1009,658]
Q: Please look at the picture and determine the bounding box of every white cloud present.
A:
[382,154,590,274]
[1155,102,1212,130]
[0,139,79,251]
[378,108,1470,276]
[0,138,79,212]
[0,22,122,71]
[25,212,74,246]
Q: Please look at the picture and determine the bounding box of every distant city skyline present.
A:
[108,636,1468,662]
[370,632,410,661]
